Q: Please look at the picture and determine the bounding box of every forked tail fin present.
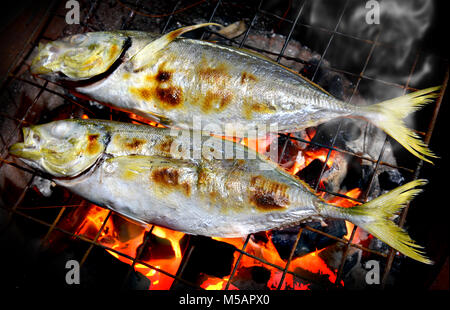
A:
[319,179,432,264]
[361,86,441,164]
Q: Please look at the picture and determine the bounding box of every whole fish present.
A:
[9,119,431,264]
[30,23,440,163]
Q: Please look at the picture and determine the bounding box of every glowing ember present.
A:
[72,204,184,289]
[128,113,165,128]
[289,149,338,175]
[201,276,238,290]
[327,188,363,242]
[240,133,277,154]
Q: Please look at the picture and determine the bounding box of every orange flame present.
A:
[289,149,338,175]
[327,188,362,241]
[128,113,165,128]
[73,205,184,289]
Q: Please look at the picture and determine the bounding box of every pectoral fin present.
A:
[131,23,222,71]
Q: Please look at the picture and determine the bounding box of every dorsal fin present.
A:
[131,23,222,71]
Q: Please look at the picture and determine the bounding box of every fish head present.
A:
[9,120,108,177]
[31,32,128,81]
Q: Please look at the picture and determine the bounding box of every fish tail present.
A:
[360,86,441,164]
[318,179,432,264]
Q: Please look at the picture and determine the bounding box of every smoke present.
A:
[305,0,435,99]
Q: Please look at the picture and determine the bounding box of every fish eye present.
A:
[70,34,87,45]
[49,46,59,53]
[32,133,40,142]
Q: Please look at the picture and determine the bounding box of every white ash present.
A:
[31,176,54,197]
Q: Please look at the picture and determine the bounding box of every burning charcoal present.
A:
[378,170,405,191]
[178,236,235,283]
[316,242,367,289]
[245,33,313,73]
[82,246,150,289]
[311,120,347,149]
[297,158,327,187]
[314,67,346,100]
[139,232,176,261]
[300,57,321,80]
[124,269,152,290]
[112,215,145,243]
[276,134,301,169]
[250,266,272,284]
[328,75,345,100]
[290,129,312,149]
[341,119,362,142]
[251,231,269,244]
[320,153,349,194]
[229,266,272,290]
[271,219,347,260]
[341,158,365,190]
[341,250,361,276]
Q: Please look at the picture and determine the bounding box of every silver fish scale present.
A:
[76,34,357,134]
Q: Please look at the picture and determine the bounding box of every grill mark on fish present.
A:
[202,89,233,113]
[196,166,221,202]
[196,61,233,113]
[129,62,183,108]
[156,70,171,82]
[249,176,290,211]
[198,63,229,82]
[86,134,101,155]
[156,136,174,153]
[240,72,257,84]
[242,98,276,120]
[151,167,191,196]
[124,137,146,150]
[156,86,183,107]
[130,86,152,101]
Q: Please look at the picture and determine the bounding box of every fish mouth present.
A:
[9,142,42,161]
[30,42,57,76]
[8,127,42,161]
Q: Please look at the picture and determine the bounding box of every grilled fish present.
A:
[9,119,431,264]
[30,23,440,163]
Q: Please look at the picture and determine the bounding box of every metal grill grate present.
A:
[0,0,448,290]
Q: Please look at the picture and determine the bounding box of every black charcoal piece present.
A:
[271,219,347,260]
